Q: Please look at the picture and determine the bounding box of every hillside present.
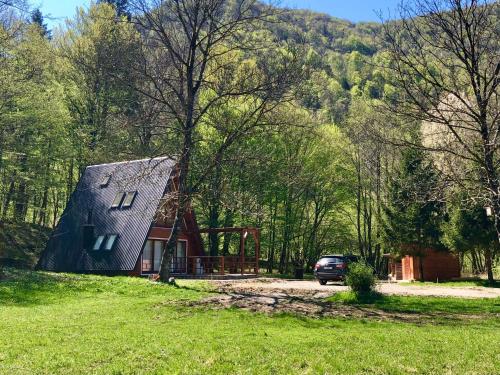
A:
[266,8,385,123]
[0,221,50,269]
[275,9,382,55]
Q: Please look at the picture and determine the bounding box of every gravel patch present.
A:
[211,278,500,299]
[177,278,499,322]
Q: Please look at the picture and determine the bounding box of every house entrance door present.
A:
[172,240,187,273]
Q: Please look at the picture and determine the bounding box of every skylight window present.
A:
[93,235,105,251]
[121,191,137,208]
[100,174,111,188]
[111,192,125,208]
[103,234,118,251]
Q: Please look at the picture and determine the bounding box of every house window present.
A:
[104,234,118,251]
[100,175,111,188]
[142,240,181,273]
[172,240,187,273]
[111,192,125,208]
[93,235,105,251]
[142,240,153,272]
[121,191,137,208]
[154,241,163,271]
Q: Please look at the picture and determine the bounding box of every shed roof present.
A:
[37,157,175,272]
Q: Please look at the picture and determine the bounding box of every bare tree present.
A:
[381,0,499,281]
[128,0,303,281]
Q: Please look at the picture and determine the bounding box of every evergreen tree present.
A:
[97,0,130,19]
[383,148,444,280]
[30,9,50,38]
[442,201,497,283]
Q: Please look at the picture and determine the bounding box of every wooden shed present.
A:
[386,248,460,282]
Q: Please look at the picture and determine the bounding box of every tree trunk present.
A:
[279,187,292,274]
[38,187,49,226]
[14,154,29,222]
[208,158,222,256]
[2,178,15,220]
[484,248,494,284]
[158,106,194,282]
[267,197,277,273]
[221,210,233,256]
[356,155,364,258]
[418,255,425,282]
[159,159,190,281]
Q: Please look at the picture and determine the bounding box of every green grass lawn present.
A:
[400,279,500,288]
[328,291,500,315]
[1,269,499,374]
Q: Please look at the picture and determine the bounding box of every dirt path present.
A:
[182,278,499,323]
[211,278,500,299]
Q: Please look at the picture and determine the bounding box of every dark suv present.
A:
[314,255,358,285]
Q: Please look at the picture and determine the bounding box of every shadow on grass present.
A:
[0,268,92,306]
[328,291,500,315]
[0,268,210,307]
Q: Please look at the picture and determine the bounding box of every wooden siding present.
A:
[398,249,460,281]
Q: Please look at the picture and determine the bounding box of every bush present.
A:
[346,262,376,294]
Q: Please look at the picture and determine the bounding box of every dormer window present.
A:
[93,235,105,251]
[111,192,125,208]
[121,191,137,208]
[104,234,118,251]
[92,234,118,251]
[100,174,111,188]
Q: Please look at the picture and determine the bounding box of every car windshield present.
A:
[318,257,343,265]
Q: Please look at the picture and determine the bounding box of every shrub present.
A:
[345,262,376,294]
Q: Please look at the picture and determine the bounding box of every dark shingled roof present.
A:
[37,157,175,272]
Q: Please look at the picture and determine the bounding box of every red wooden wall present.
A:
[400,249,460,281]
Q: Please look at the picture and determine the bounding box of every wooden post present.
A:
[221,256,225,276]
[240,230,245,275]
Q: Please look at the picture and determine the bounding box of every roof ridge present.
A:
[86,157,173,168]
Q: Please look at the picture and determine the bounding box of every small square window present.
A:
[104,234,118,251]
[121,191,137,208]
[93,235,105,251]
[100,175,111,187]
[111,192,125,208]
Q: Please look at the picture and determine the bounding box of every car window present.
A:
[319,257,343,265]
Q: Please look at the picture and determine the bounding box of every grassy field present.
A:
[328,291,500,314]
[0,269,499,374]
[400,279,500,288]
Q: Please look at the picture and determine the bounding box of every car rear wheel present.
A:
[318,279,327,285]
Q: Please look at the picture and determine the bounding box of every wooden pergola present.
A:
[198,227,260,275]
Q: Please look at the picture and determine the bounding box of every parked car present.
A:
[314,255,358,285]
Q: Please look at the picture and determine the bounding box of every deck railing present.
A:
[173,256,258,275]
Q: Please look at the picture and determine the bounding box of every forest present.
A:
[0,0,499,281]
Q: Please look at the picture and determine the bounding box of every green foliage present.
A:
[58,2,140,165]
[0,222,50,268]
[442,202,497,253]
[383,148,444,255]
[345,262,376,294]
[97,0,130,18]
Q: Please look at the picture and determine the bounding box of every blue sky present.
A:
[37,0,401,28]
